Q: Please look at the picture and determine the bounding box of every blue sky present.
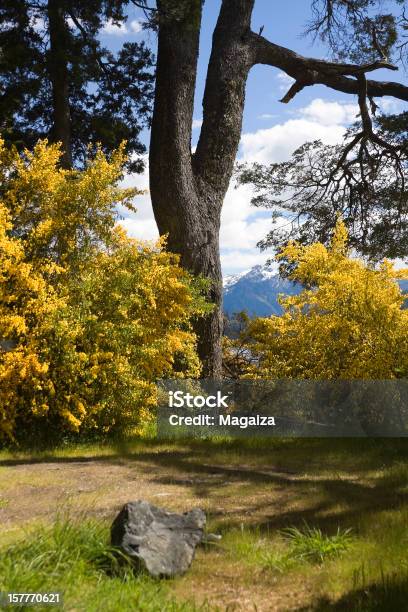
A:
[100,1,407,275]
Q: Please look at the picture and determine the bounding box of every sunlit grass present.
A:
[0,497,9,508]
[0,516,209,612]
[216,522,353,572]
[1,437,408,609]
[280,523,353,564]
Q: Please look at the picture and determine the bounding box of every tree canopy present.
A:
[0,0,154,170]
[2,0,408,374]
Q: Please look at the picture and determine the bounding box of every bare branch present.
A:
[279,80,309,103]
[128,0,156,22]
[249,32,408,102]
[371,24,388,62]
[128,0,155,12]
[357,74,372,135]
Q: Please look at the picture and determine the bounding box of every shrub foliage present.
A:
[0,139,208,442]
[231,219,408,379]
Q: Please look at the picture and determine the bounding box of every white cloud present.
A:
[118,156,154,222]
[116,159,158,240]
[377,97,404,114]
[241,118,346,164]
[393,258,408,270]
[119,217,159,241]
[102,18,128,35]
[130,19,143,33]
[0,21,13,32]
[276,71,295,92]
[221,250,271,275]
[102,18,143,36]
[221,183,270,249]
[29,15,46,31]
[258,113,278,120]
[192,118,203,130]
[116,99,363,274]
[299,98,358,126]
[224,98,363,273]
[221,212,272,251]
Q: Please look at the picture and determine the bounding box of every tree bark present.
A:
[149,0,408,377]
[149,2,220,377]
[150,0,256,377]
[47,0,72,168]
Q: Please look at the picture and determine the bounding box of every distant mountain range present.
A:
[223,265,301,317]
[223,264,408,318]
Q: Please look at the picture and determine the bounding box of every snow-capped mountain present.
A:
[223,265,408,318]
[223,264,301,317]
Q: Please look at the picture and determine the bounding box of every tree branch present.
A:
[371,24,388,62]
[66,10,111,77]
[192,2,407,222]
[249,32,408,103]
[279,81,308,103]
[129,0,155,11]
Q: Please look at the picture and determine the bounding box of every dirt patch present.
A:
[1,442,407,611]
[0,452,318,610]
[0,455,302,530]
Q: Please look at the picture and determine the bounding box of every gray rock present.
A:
[110,500,206,577]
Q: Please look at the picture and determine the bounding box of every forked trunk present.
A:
[150,1,255,377]
[149,2,222,376]
[149,0,408,376]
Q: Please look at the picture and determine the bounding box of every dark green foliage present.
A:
[237,111,408,261]
[0,0,154,171]
[144,1,204,31]
[308,0,407,66]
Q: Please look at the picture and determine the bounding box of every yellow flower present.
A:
[237,219,408,380]
[0,137,207,441]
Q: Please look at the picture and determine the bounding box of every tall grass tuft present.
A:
[0,516,208,611]
[280,523,353,564]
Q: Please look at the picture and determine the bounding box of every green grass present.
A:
[216,522,353,574]
[311,568,408,611]
[1,437,408,609]
[280,523,353,564]
[0,496,9,508]
[212,520,408,609]
[0,517,209,612]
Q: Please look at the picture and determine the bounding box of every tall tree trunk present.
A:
[149,0,255,377]
[149,0,408,376]
[47,0,72,168]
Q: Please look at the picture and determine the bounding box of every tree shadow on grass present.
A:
[1,439,408,536]
[301,574,408,611]
[1,436,407,469]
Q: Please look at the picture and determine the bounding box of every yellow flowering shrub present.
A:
[0,197,64,437]
[0,139,208,442]
[240,219,408,379]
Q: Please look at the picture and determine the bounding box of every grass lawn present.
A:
[0,437,408,611]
